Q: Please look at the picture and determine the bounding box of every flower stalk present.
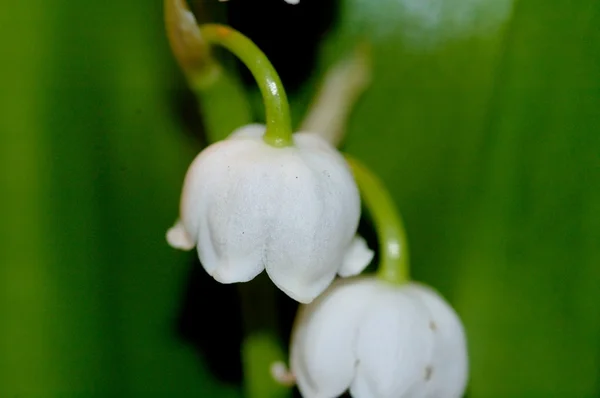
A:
[164,2,295,148]
[345,156,410,285]
[164,0,251,142]
[198,24,293,147]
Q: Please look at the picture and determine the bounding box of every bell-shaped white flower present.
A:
[166,124,373,303]
[290,276,468,398]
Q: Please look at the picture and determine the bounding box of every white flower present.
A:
[166,124,373,303]
[290,277,468,398]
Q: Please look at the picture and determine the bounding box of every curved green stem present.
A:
[199,24,293,147]
[346,156,410,285]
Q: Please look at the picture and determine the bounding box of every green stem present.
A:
[346,156,410,285]
[199,24,293,147]
[164,0,252,142]
[239,276,290,398]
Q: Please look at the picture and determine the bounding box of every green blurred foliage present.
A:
[1,0,599,397]
[1,1,238,396]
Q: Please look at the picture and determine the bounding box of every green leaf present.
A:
[1,1,239,396]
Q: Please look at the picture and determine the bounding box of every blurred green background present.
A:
[1,0,599,397]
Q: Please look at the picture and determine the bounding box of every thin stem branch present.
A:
[199,24,293,148]
[345,156,410,285]
[163,0,252,142]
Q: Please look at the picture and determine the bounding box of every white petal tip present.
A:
[270,361,296,387]
[166,222,195,251]
[278,285,318,304]
[338,235,374,277]
[210,260,263,284]
[268,272,336,304]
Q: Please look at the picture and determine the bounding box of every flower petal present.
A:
[206,152,276,283]
[228,123,266,140]
[405,284,469,398]
[338,235,374,277]
[351,285,436,398]
[182,132,271,280]
[166,219,195,250]
[265,132,362,303]
[291,278,380,398]
[262,152,333,302]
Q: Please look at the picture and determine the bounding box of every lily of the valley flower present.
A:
[290,277,468,398]
[167,124,373,303]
